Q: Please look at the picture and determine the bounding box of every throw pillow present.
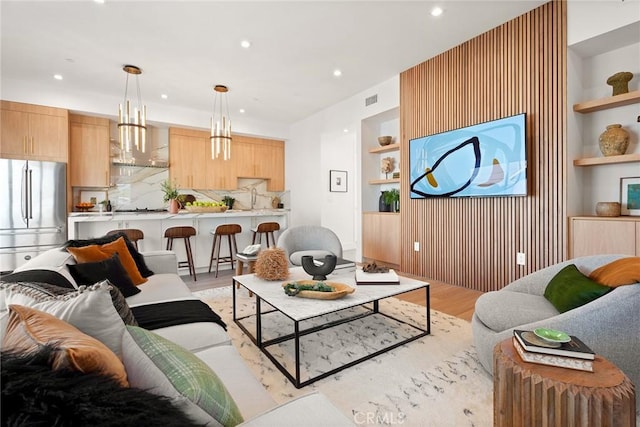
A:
[3,281,127,357]
[67,237,147,285]
[544,264,612,313]
[103,280,138,326]
[1,346,198,427]
[0,269,75,289]
[2,304,128,386]
[68,253,141,297]
[65,233,154,278]
[1,280,73,311]
[589,257,640,287]
[122,325,244,427]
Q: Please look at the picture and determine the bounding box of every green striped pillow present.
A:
[123,325,243,427]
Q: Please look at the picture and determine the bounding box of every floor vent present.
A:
[365,94,378,106]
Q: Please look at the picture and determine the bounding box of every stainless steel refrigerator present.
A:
[1,159,67,273]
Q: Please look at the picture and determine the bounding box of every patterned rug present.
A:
[194,286,493,426]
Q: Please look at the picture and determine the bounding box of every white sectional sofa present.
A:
[1,244,354,426]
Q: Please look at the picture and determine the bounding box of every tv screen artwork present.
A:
[409,113,527,199]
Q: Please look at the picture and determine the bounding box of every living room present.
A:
[2,1,640,426]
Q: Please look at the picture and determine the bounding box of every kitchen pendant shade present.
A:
[210,84,232,160]
[118,65,147,154]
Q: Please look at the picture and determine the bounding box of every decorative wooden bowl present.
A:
[378,136,393,146]
[184,205,228,213]
[595,202,621,217]
[75,203,95,212]
[282,280,355,300]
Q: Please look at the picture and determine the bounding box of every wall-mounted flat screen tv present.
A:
[409,113,527,199]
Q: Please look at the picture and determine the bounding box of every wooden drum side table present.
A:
[493,338,636,427]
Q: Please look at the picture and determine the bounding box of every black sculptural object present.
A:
[301,255,337,281]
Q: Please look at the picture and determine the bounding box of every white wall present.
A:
[286,76,399,257]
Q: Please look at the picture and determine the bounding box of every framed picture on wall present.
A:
[330,170,348,192]
[620,176,640,216]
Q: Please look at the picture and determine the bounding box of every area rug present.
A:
[194,286,493,426]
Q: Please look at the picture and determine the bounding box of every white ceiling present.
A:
[1,1,546,129]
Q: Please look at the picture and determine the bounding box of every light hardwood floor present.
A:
[183,268,483,322]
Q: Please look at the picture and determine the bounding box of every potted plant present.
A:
[161,179,181,213]
[222,195,235,209]
[383,188,400,212]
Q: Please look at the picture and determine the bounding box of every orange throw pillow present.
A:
[589,257,640,287]
[2,304,128,386]
[68,237,147,285]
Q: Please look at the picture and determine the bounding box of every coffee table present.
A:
[232,267,430,388]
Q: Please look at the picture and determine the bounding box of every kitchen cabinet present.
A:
[1,100,68,162]
[69,114,110,187]
[168,127,207,189]
[205,136,237,190]
[235,136,285,191]
[569,216,640,258]
[362,212,400,266]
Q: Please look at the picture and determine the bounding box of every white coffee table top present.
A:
[233,267,429,321]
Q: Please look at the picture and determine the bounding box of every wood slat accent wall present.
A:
[399,1,566,292]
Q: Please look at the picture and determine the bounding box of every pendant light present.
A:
[118,65,147,154]
[210,84,232,160]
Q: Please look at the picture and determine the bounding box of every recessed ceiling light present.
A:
[431,6,443,17]
[53,74,63,80]
[94,0,105,4]
[240,40,251,49]
[333,69,342,77]
[161,94,168,99]
[239,108,245,114]
[343,129,349,133]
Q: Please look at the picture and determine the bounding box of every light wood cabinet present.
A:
[205,137,237,190]
[235,135,285,191]
[1,100,68,162]
[569,216,640,258]
[362,212,400,266]
[69,114,110,187]
[168,127,207,189]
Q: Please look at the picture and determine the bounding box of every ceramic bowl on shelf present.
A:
[378,136,393,146]
[595,202,621,217]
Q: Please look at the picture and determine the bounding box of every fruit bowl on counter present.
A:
[75,202,95,212]
[183,201,228,213]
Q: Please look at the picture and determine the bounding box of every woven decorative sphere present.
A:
[254,247,289,281]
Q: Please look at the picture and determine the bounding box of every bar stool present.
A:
[251,222,280,248]
[209,224,242,277]
[164,226,197,281]
[106,229,144,250]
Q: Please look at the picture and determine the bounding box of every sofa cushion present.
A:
[12,247,78,288]
[1,346,197,427]
[474,290,558,332]
[289,250,335,265]
[2,281,127,357]
[65,233,154,278]
[67,237,147,286]
[0,269,75,289]
[153,322,231,352]
[589,257,640,287]
[122,325,244,427]
[125,273,195,307]
[68,253,141,298]
[544,264,612,313]
[2,304,127,386]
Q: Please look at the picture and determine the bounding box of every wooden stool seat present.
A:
[209,224,242,277]
[106,229,144,250]
[164,226,197,281]
[251,222,280,248]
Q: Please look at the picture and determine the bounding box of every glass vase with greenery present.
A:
[383,188,400,212]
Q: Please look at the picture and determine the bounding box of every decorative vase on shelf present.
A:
[378,192,391,212]
[598,124,629,157]
[606,71,633,96]
[168,199,181,214]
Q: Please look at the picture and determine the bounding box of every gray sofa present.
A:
[277,225,343,265]
[1,246,354,426]
[472,254,640,405]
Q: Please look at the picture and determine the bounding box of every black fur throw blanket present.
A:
[1,346,199,427]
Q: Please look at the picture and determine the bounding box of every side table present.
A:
[235,253,258,296]
[493,338,636,427]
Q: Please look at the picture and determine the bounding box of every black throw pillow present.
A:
[0,269,75,289]
[67,253,141,298]
[1,346,198,427]
[64,233,154,278]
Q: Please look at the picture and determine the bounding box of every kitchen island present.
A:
[68,209,289,275]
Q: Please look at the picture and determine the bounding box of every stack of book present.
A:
[512,329,595,372]
[355,268,400,285]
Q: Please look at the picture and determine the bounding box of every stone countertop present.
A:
[68,209,289,222]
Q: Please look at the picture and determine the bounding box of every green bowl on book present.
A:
[534,328,570,344]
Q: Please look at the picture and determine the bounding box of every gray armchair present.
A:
[276,225,343,266]
[472,254,640,406]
